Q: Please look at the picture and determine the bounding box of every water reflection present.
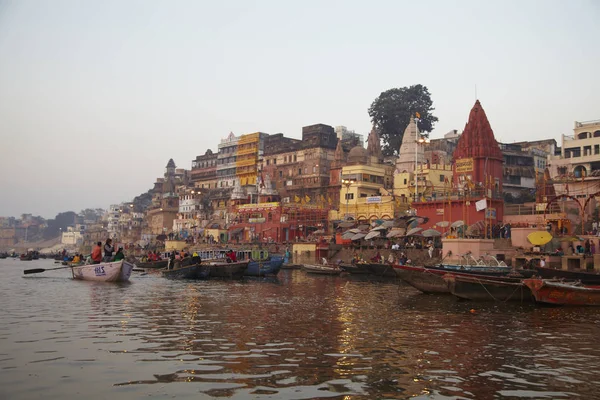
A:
[1,259,600,399]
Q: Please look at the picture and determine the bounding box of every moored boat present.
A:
[161,263,209,280]
[136,259,169,269]
[71,260,134,282]
[533,266,600,285]
[339,262,372,274]
[245,255,284,277]
[302,263,342,275]
[368,262,397,277]
[443,273,533,302]
[203,260,249,279]
[523,278,600,306]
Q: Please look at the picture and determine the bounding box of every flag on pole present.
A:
[294,195,300,203]
[475,198,487,211]
[415,112,421,119]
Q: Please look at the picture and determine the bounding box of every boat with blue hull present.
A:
[245,255,284,277]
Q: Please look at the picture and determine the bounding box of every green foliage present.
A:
[368,84,438,156]
[43,211,77,239]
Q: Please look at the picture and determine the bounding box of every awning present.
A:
[230,228,244,235]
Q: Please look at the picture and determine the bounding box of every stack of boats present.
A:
[158,248,284,280]
[394,254,600,306]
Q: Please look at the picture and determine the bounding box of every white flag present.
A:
[475,198,487,211]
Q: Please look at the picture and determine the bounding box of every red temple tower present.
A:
[413,100,504,233]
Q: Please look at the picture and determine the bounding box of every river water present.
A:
[2,258,600,399]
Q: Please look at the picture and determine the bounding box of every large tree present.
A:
[368,84,438,156]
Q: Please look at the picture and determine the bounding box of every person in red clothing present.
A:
[91,242,103,264]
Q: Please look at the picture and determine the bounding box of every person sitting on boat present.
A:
[387,253,395,264]
[103,238,114,262]
[91,242,103,264]
[370,251,382,263]
[226,249,237,263]
[113,247,125,261]
[321,257,328,265]
[72,254,80,264]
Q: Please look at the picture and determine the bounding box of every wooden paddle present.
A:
[24,266,73,275]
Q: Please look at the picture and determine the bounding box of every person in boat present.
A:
[92,242,103,264]
[370,251,382,263]
[387,253,395,264]
[191,251,201,265]
[168,252,176,269]
[540,257,546,268]
[72,254,80,264]
[103,238,114,262]
[226,249,237,263]
[113,247,125,261]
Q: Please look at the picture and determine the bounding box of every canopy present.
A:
[527,231,553,246]
[406,227,423,236]
[451,220,465,228]
[351,233,366,241]
[364,231,381,240]
[341,232,355,240]
[338,221,355,228]
[422,229,442,237]
[358,224,370,231]
[371,226,387,231]
[436,221,450,228]
[386,229,404,238]
[312,229,325,235]
[381,220,396,228]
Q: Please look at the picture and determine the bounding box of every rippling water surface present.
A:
[2,258,600,399]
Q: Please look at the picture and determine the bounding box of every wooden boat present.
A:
[443,274,533,302]
[203,260,249,279]
[71,260,134,282]
[20,254,33,261]
[281,262,302,269]
[302,263,342,275]
[523,278,600,306]
[136,259,168,269]
[368,262,397,277]
[394,264,532,294]
[339,262,372,274]
[533,266,600,285]
[161,263,209,279]
[245,255,284,277]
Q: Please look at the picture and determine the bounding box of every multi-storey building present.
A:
[549,120,600,179]
[216,132,239,189]
[173,188,205,235]
[236,132,268,188]
[191,150,218,190]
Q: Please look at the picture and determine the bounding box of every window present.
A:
[298,168,302,175]
[273,159,277,164]
[279,171,283,178]
[403,179,407,185]
[440,175,445,183]
[266,159,270,165]
[313,166,316,173]
[345,193,354,200]
[294,155,297,162]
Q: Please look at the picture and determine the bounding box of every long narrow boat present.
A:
[534,266,600,285]
[302,264,342,275]
[523,278,600,306]
[71,260,134,282]
[136,259,169,269]
[443,273,533,302]
[368,263,398,278]
[339,262,372,275]
[394,264,531,294]
[245,255,284,277]
[203,260,249,279]
[161,263,209,280]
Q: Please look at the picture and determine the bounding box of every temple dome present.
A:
[348,146,368,165]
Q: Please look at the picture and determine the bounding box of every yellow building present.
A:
[236,132,267,186]
[331,144,399,222]
[393,163,454,202]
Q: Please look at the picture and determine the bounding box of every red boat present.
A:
[523,278,600,306]
[534,266,600,285]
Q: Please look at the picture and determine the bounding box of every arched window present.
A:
[574,165,587,178]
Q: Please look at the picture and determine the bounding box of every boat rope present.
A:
[475,279,525,303]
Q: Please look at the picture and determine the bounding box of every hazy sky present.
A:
[1,0,598,219]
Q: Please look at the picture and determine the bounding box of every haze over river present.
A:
[2,258,600,399]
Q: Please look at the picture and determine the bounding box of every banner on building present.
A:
[436,209,444,216]
[249,217,266,223]
[475,198,487,211]
[485,208,496,220]
[456,158,473,173]
[366,196,382,204]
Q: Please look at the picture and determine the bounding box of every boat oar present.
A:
[23,266,73,275]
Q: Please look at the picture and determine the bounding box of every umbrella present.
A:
[338,221,355,228]
[351,233,367,241]
[344,228,361,234]
[312,229,325,235]
[408,220,419,229]
[466,220,485,236]
[436,221,450,228]
[381,221,396,228]
[387,229,405,238]
[342,232,355,240]
[156,234,168,241]
[527,231,553,246]
[364,231,381,240]
[371,226,387,231]
[406,227,423,236]
[422,229,442,237]
[358,224,370,231]
[451,220,465,228]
